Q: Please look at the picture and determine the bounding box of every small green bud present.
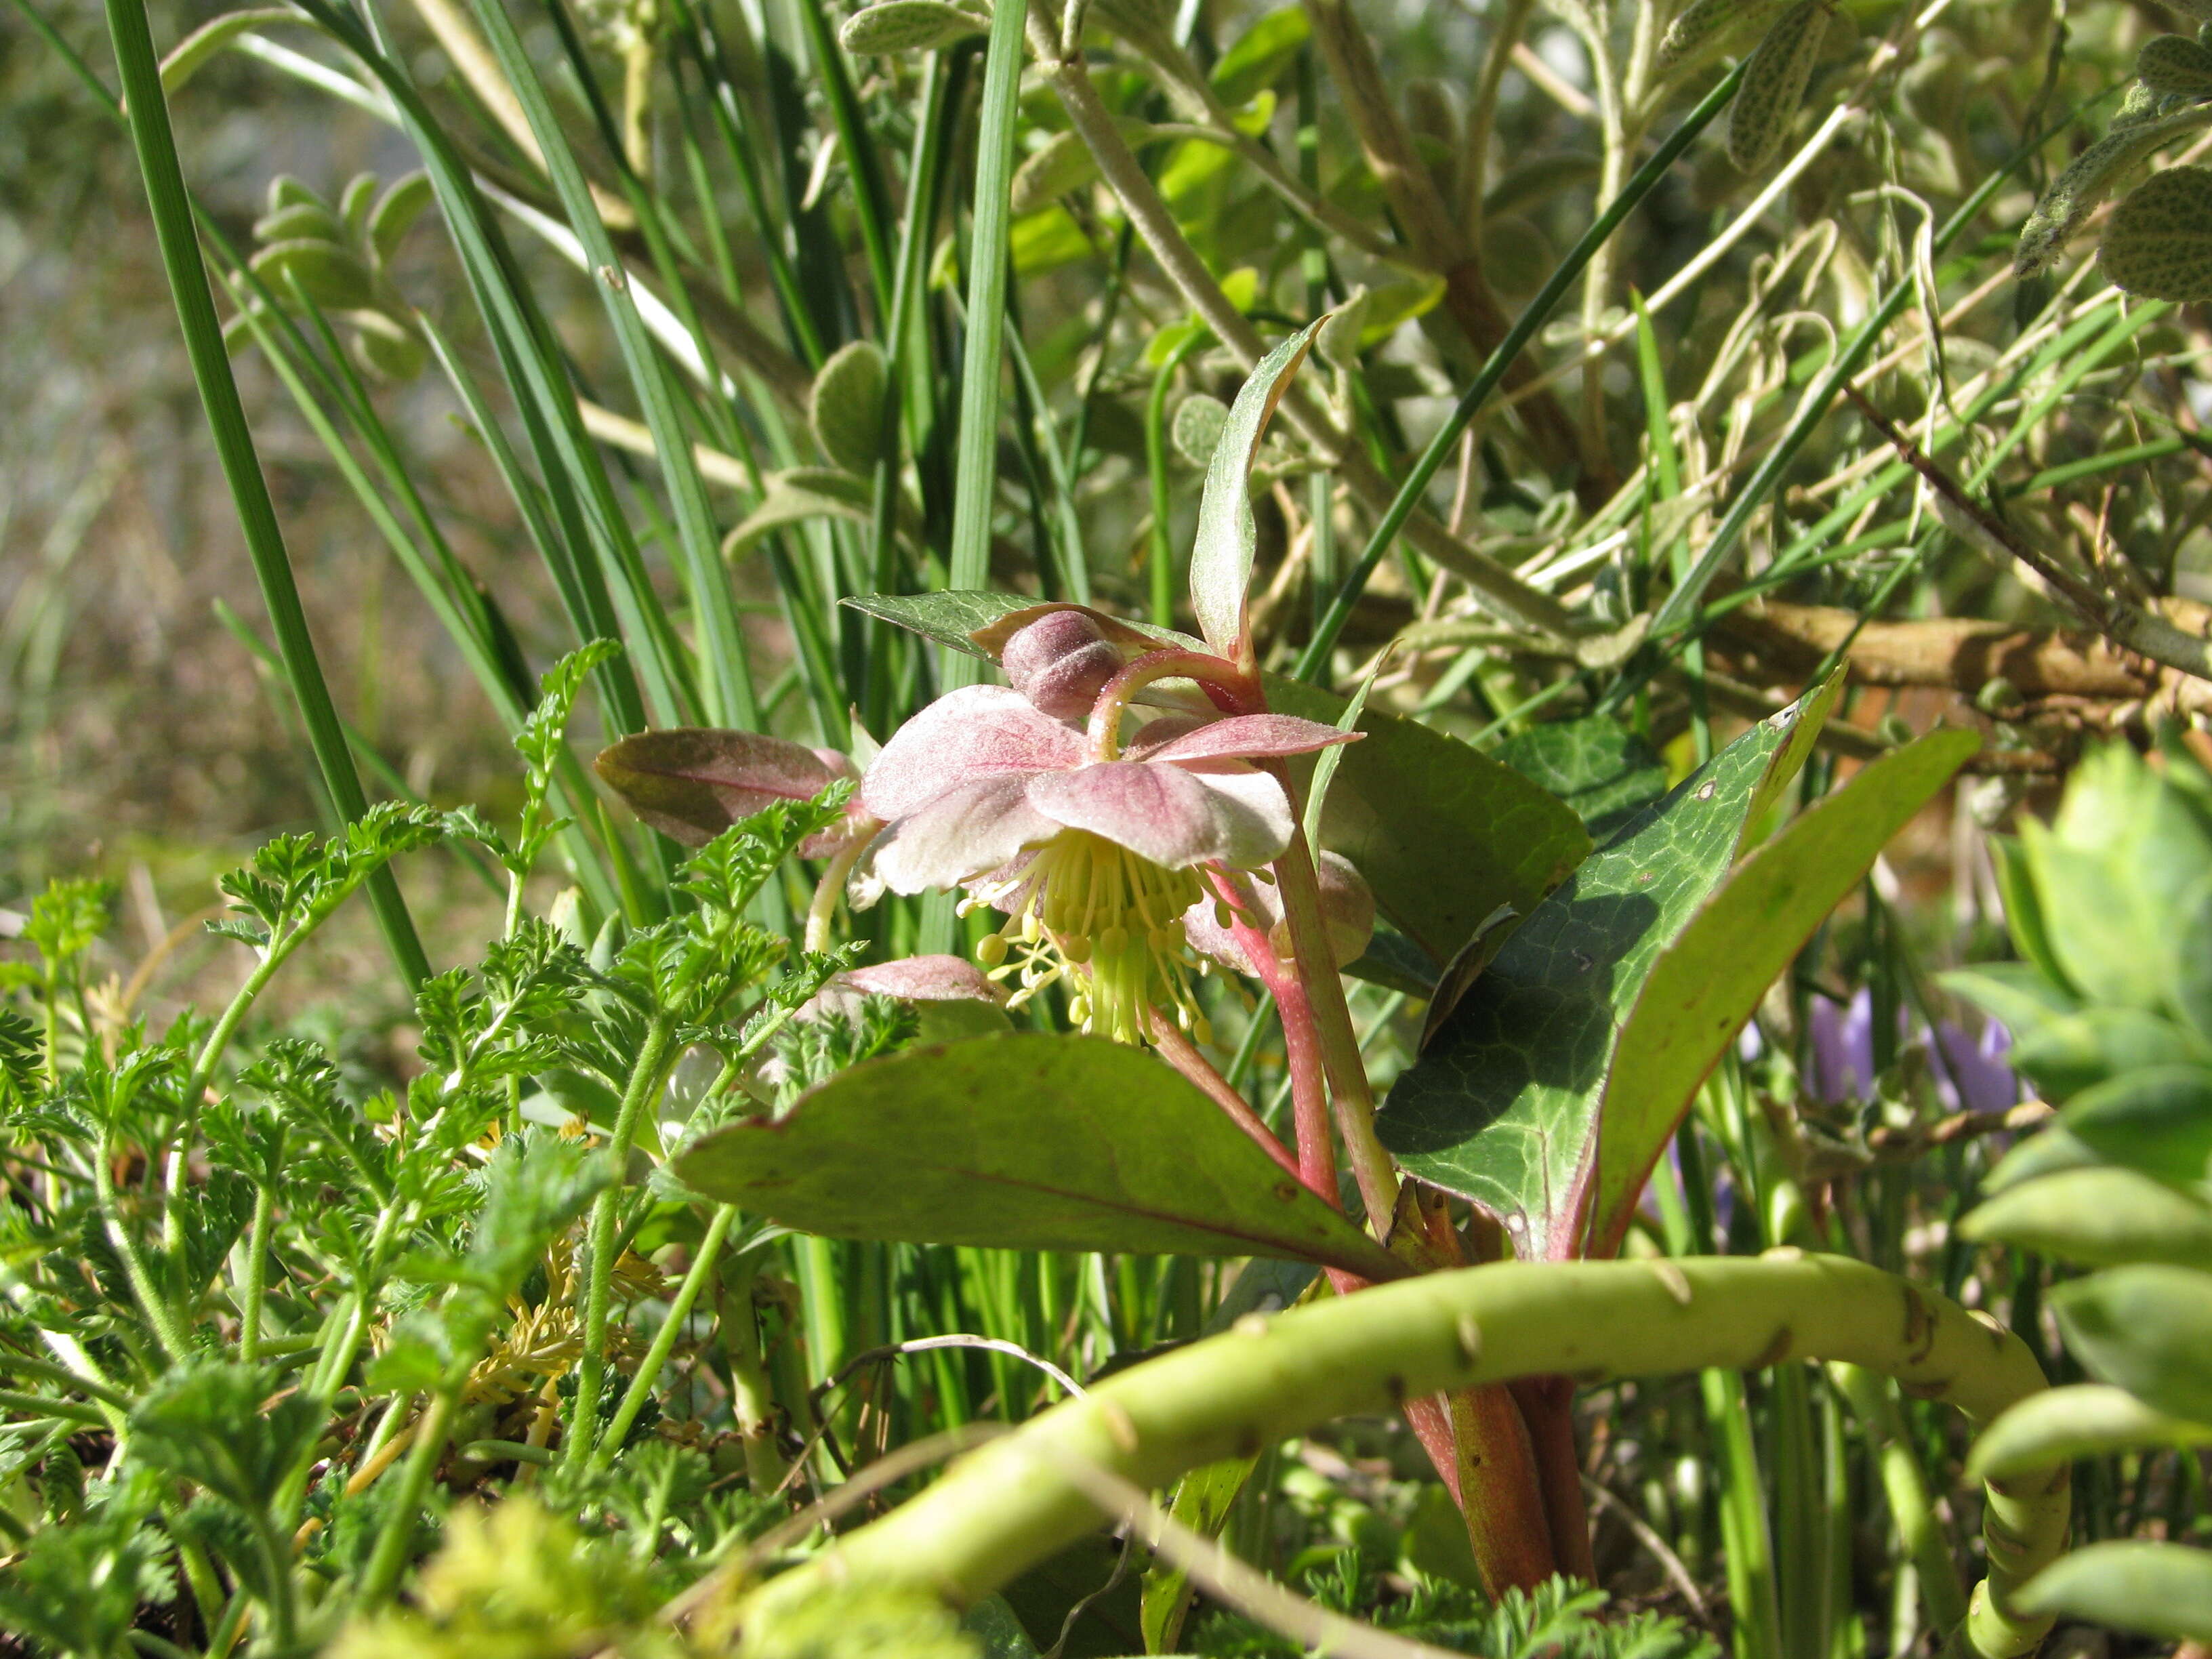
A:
[2101,164,2212,302]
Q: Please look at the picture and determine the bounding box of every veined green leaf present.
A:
[1380,676,1840,1261]
[2102,165,2212,302]
[1589,727,1978,1256]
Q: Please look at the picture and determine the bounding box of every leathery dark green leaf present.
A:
[1380,675,1841,1261]
[674,1032,1408,1278]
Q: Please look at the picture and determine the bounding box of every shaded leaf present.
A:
[1210,5,1310,104]
[1264,675,1591,970]
[1725,0,1830,172]
[2015,108,2212,277]
[2052,1264,2212,1422]
[1492,716,1668,840]
[369,171,434,262]
[2102,164,2212,301]
[811,340,890,474]
[2016,1542,2212,1641]
[2007,1006,2203,1101]
[1380,678,1839,1261]
[1970,1385,2212,1481]
[674,1032,1405,1278]
[157,6,295,94]
[1961,1164,2212,1267]
[2059,1063,2212,1184]
[1589,729,1977,1255]
[595,728,845,849]
[839,0,987,52]
[722,469,875,555]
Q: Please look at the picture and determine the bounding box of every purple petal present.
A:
[1026,760,1293,869]
[859,686,1084,821]
[871,774,1060,893]
[1144,714,1361,766]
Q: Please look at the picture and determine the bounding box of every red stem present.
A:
[1147,1015,1303,1187]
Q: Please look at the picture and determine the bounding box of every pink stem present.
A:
[1209,873,1340,1208]
[1147,1016,1303,1186]
[1084,649,1259,758]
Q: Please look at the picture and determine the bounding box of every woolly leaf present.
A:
[2102,164,2212,300]
[1725,0,1830,172]
[811,340,890,474]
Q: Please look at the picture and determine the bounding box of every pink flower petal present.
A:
[840,955,1008,1004]
[858,685,1084,822]
[1143,714,1361,766]
[1122,714,1215,760]
[871,773,1061,893]
[1025,760,1292,869]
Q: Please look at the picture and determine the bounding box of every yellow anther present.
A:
[975,933,1008,968]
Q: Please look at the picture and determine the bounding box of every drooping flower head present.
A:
[859,684,1357,1046]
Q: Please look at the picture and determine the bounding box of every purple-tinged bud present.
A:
[1002,611,1128,721]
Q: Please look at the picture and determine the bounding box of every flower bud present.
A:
[1265,852,1376,970]
[1001,611,1127,721]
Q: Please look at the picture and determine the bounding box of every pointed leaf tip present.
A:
[1189,320,1324,663]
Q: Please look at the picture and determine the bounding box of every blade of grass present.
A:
[465,0,759,731]
[101,0,430,987]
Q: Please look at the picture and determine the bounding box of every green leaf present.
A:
[1938,960,2078,1049]
[811,340,891,474]
[157,6,295,95]
[1725,0,1829,172]
[1210,5,1310,104]
[1970,1385,2212,1481]
[1656,0,1783,73]
[2015,108,2212,277]
[2051,1264,2212,1422]
[1379,678,1839,1261]
[1492,716,1669,840]
[1961,1165,2212,1267]
[673,1032,1406,1279]
[1141,1457,1254,1652]
[1190,322,1322,664]
[250,237,374,309]
[369,171,434,263]
[2137,32,2212,94]
[1010,131,1104,216]
[843,592,1197,660]
[1169,393,1231,469]
[129,1364,325,1513]
[2008,1007,2204,1101]
[722,469,876,556]
[2103,164,2212,302]
[2059,1063,2212,1185]
[1590,729,1977,1255]
[2019,747,2212,1014]
[1263,675,1591,970]
[2016,1542,2212,1641]
[1986,834,2071,991]
[838,0,987,53]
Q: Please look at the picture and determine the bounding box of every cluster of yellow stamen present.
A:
[965,829,1214,1046]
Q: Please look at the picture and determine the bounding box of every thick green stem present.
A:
[718,1265,790,1496]
[567,1012,680,1467]
[592,1203,737,1470]
[354,1386,457,1610]
[738,1254,2066,1659]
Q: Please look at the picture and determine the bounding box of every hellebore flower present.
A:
[858,686,1357,1046]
